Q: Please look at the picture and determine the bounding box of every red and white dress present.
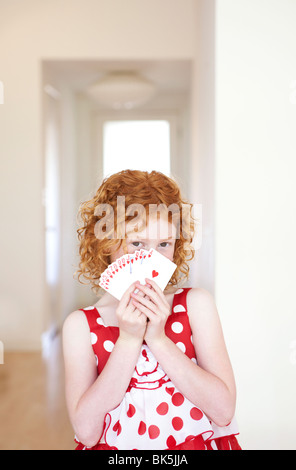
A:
[75,287,241,450]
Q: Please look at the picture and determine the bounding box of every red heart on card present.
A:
[152,270,159,278]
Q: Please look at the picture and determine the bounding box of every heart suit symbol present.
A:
[152,270,159,278]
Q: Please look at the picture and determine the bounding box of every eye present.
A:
[159,242,170,248]
[131,241,142,247]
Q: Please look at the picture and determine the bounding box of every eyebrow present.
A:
[127,236,174,241]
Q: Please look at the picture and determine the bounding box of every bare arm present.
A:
[131,282,236,426]
[62,282,146,447]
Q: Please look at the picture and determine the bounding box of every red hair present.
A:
[76,170,195,294]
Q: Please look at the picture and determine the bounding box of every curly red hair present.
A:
[76,170,196,294]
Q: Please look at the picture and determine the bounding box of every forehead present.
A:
[126,214,177,240]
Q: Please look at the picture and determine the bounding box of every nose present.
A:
[144,242,158,252]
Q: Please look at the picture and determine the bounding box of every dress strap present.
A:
[165,287,196,362]
[79,306,100,331]
[171,287,192,316]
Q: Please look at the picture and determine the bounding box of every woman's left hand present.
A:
[130,278,171,345]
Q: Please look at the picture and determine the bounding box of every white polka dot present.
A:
[171,321,183,334]
[84,306,95,310]
[96,317,105,326]
[190,335,193,343]
[176,342,186,353]
[191,357,197,364]
[91,332,97,345]
[173,304,186,313]
[103,340,114,352]
[175,288,184,294]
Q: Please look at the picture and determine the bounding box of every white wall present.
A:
[189,0,216,295]
[215,0,296,450]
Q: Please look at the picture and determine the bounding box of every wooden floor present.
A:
[0,336,75,450]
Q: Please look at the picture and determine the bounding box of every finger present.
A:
[134,281,165,308]
[131,292,159,315]
[133,287,146,298]
[126,282,148,310]
[131,299,156,321]
[127,286,149,316]
[144,278,164,295]
[145,278,169,307]
[119,281,139,309]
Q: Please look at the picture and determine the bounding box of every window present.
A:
[44,98,60,287]
[103,120,170,177]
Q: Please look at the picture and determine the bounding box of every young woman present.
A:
[63,169,241,450]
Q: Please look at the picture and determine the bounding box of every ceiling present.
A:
[43,59,192,109]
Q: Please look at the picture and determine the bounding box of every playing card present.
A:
[105,256,133,298]
[99,248,177,300]
[130,249,150,285]
[142,248,177,291]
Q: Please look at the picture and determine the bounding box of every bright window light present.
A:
[45,118,60,286]
[103,120,170,177]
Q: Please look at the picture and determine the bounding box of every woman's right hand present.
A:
[116,281,148,343]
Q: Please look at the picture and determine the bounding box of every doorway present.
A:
[102,119,171,177]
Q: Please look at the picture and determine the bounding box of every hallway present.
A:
[1,0,296,450]
[0,338,74,450]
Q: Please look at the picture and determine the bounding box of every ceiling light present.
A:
[86,71,156,109]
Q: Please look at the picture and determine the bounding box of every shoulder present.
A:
[187,287,217,310]
[63,309,88,331]
[62,310,96,366]
[62,310,90,346]
[62,311,98,399]
[186,287,220,325]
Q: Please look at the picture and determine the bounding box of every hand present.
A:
[130,278,171,345]
[116,281,148,344]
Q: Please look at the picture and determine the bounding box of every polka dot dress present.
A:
[75,288,241,450]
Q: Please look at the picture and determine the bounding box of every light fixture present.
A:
[86,71,156,109]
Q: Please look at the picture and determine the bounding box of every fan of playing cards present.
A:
[99,248,177,300]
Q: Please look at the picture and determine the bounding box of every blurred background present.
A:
[0,0,295,450]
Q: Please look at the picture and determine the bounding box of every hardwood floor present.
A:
[0,336,75,450]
